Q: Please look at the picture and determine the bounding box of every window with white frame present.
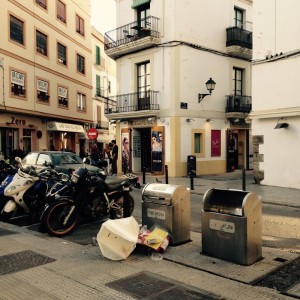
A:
[77,92,86,112]
[37,78,49,103]
[11,70,26,97]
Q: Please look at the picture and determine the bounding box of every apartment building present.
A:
[0,0,92,158]
[90,27,116,152]
[251,0,300,188]
[104,0,253,176]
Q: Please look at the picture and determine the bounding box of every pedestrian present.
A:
[111,140,118,176]
[104,143,112,174]
[90,144,100,166]
[11,145,24,161]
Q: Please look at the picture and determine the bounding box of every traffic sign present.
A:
[87,128,98,140]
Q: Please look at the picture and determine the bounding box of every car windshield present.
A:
[51,153,83,165]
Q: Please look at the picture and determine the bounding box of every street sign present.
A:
[87,128,98,140]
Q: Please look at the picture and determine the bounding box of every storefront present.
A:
[46,121,85,154]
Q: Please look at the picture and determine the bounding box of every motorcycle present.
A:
[0,165,68,223]
[41,166,137,237]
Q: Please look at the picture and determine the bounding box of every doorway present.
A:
[140,128,151,172]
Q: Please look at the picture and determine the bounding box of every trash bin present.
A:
[187,155,196,175]
[142,183,190,245]
[201,188,262,265]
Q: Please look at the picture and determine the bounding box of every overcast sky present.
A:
[90,0,116,34]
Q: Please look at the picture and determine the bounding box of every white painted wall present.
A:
[252,0,300,188]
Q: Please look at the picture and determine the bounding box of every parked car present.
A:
[21,151,100,175]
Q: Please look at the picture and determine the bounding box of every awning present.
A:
[47,121,85,133]
[97,133,115,143]
[131,0,150,8]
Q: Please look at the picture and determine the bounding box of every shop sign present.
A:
[47,121,84,133]
[128,118,156,128]
[11,70,25,86]
[87,128,98,140]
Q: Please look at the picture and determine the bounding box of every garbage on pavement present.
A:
[97,216,139,260]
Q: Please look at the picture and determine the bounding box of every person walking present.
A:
[90,144,100,166]
[111,140,118,176]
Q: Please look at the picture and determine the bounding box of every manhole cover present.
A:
[0,250,56,275]
[107,272,225,299]
[0,228,18,237]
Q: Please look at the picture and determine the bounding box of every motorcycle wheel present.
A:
[110,194,134,219]
[0,211,13,223]
[44,201,79,237]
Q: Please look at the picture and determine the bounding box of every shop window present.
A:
[77,54,85,74]
[36,30,48,56]
[77,92,86,112]
[57,0,66,23]
[58,86,68,108]
[57,42,67,65]
[10,15,24,45]
[11,70,26,98]
[37,78,49,103]
[76,14,84,36]
[36,0,47,9]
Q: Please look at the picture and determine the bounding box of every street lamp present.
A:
[198,77,216,103]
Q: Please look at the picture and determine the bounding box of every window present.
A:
[234,7,244,28]
[57,0,66,23]
[11,70,26,98]
[36,30,47,56]
[137,61,150,110]
[37,78,49,103]
[96,75,101,96]
[37,154,51,166]
[192,129,205,157]
[77,54,85,74]
[58,86,68,108]
[57,42,67,65]
[36,0,47,9]
[77,93,86,112]
[233,67,243,96]
[96,46,100,65]
[10,15,24,45]
[76,14,84,36]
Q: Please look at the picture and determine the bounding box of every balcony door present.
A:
[137,3,150,37]
[137,61,150,110]
[234,7,244,29]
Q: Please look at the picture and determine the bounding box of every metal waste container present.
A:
[201,188,262,265]
[142,183,190,245]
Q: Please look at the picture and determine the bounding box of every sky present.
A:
[90,0,116,34]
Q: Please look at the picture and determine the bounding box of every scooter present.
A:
[1,165,66,223]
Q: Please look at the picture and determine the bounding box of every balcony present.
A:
[104,16,160,59]
[95,121,109,130]
[226,27,252,59]
[104,90,159,120]
[225,95,252,121]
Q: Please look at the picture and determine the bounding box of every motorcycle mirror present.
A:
[15,157,22,164]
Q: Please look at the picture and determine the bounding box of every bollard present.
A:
[123,190,131,217]
[165,165,169,184]
[142,166,146,184]
[242,167,246,191]
[190,170,195,190]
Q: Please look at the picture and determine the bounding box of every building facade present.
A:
[104,0,253,176]
[0,0,92,159]
[251,0,300,188]
[90,27,116,153]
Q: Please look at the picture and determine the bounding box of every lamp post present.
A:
[198,77,216,103]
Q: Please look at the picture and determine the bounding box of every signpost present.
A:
[87,128,98,140]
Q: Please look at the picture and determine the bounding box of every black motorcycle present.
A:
[41,167,136,237]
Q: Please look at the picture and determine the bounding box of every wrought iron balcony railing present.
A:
[105,90,159,114]
[104,16,159,51]
[226,95,252,113]
[226,27,252,49]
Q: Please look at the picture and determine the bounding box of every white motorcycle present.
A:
[1,164,64,223]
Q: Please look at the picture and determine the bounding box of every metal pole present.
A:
[242,167,246,191]
[142,166,146,184]
[190,170,194,190]
[165,165,168,184]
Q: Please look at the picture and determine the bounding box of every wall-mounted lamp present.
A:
[274,118,289,129]
[198,77,216,103]
[186,118,195,122]
[206,118,214,123]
